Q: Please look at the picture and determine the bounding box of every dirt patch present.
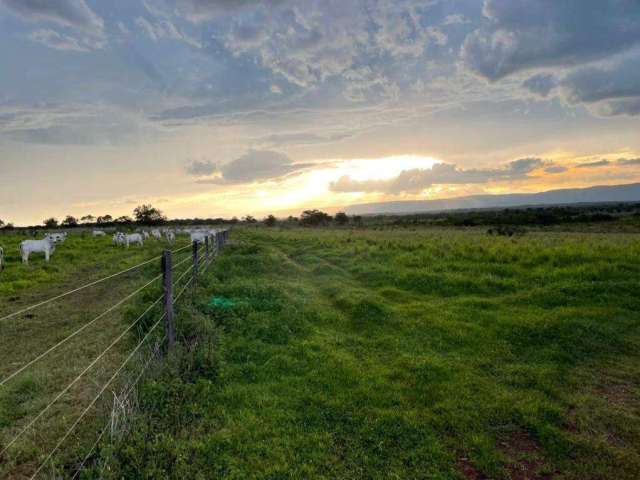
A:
[600,382,636,408]
[457,456,488,480]
[498,431,552,480]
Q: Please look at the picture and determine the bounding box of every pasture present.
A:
[2,226,640,479]
[92,226,640,479]
[0,230,199,478]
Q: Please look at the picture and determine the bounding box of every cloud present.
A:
[544,164,568,174]
[196,149,314,184]
[330,157,545,194]
[557,49,640,116]
[0,104,152,145]
[442,14,469,26]
[135,16,202,48]
[1,0,104,35]
[597,97,640,116]
[197,0,449,98]
[177,0,287,22]
[256,132,352,147]
[462,0,640,81]
[185,159,217,176]
[28,29,88,52]
[617,157,640,166]
[522,73,557,97]
[575,159,610,169]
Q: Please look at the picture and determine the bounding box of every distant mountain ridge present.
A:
[344,183,640,216]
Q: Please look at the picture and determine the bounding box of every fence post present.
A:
[192,240,198,290]
[205,235,210,259]
[161,250,175,349]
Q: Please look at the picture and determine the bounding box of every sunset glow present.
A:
[0,1,639,225]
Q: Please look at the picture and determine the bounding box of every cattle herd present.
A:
[0,227,228,269]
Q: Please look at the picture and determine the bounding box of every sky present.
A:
[0,0,639,226]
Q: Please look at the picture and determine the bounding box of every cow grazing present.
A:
[20,238,56,264]
[124,233,144,247]
[113,232,127,246]
[190,231,208,244]
[165,231,175,243]
[93,230,106,237]
[142,231,150,240]
[151,229,162,240]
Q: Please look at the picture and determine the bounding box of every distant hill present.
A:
[344,183,640,216]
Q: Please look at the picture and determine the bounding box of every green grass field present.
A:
[86,227,640,479]
[0,231,198,479]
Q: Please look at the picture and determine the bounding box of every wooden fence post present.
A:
[161,250,175,349]
[192,240,199,290]
[205,235,210,259]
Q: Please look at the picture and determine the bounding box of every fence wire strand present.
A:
[0,242,192,323]
[29,315,166,480]
[2,232,229,477]
[70,334,167,480]
[0,295,163,456]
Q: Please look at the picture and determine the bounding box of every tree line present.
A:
[1,204,169,230]
[254,210,362,227]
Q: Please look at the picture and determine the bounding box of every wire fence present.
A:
[0,228,231,479]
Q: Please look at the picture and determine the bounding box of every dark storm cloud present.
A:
[330,157,545,194]
[195,150,314,184]
[1,0,104,33]
[462,0,640,81]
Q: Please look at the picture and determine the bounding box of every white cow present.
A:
[0,246,4,271]
[142,231,150,240]
[165,230,175,243]
[151,229,162,240]
[113,232,127,246]
[20,238,56,264]
[190,231,208,244]
[124,233,144,247]
[45,232,67,243]
[93,230,106,237]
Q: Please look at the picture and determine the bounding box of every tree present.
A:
[133,204,167,225]
[300,209,332,227]
[264,214,277,227]
[43,217,59,228]
[334,212,349,226]
[287,216,298,223]
[352,215,363,226]
[115,215,133,224]
[0,219,4,228]
[81,215,95,224]
[61,215,78,227]
[96,215,113,224]
[243,215,257,224]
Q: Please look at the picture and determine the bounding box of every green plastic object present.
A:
[208,296,237,309]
